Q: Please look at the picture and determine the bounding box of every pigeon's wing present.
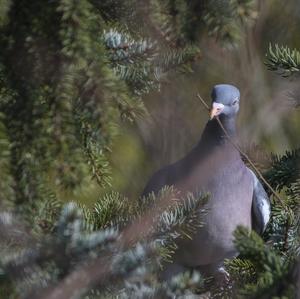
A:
[248,168,271,235]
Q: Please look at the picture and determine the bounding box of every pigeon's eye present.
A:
[232,100,238,106]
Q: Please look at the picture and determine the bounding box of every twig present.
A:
[196,93,287,209]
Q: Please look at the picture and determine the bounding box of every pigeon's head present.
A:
[210,84,240,120]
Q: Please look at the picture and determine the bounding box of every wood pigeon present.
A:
[142,84,271,279]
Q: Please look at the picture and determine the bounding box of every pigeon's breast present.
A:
[203,158,253,236]
[177,151,253,267]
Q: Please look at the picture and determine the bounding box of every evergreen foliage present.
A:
[0,189,208,299]
[0,0,299,298]
[265,149,300,191]
[266,44,300,77]
[202,0,257,44]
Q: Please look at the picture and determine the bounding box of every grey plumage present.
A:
[142,84,271,277]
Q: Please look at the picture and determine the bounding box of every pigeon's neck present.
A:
[199,116,237,147]
[219,115,236,138]
[182,115,238,169]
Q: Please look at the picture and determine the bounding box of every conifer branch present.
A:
[266,44,300,77]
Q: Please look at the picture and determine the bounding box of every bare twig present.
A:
[196,93,287,209]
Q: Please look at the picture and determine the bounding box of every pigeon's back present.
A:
[141,123,216,198]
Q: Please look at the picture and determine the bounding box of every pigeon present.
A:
[142,84,271,279]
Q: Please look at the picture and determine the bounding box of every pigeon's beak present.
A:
[210,102,225,119]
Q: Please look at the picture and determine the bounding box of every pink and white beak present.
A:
[210,102,225,119]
